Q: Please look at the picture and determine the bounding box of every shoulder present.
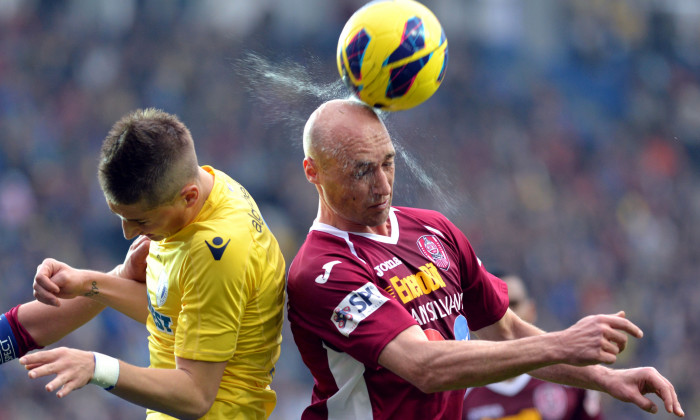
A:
[180,225,244,267]
[393,206,462,247]
[394,206,453,230]
[288,229,374,293]
[394,206,446,221]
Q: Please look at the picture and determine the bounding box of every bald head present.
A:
[303,99,386,166]
[301,99,396,232]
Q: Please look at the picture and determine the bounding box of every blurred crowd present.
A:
[0,0,698,418]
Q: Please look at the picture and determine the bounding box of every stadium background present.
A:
[0,0,698,418]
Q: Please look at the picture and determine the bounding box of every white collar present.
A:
[310,207,400,245]
[483,374,532,396]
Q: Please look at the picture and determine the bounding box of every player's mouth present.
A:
[370,199,390,210]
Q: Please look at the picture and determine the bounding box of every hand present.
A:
[602,367,684,417]
[112,235,150,282]
[19,347,95,398]
[557,311,642,366]
[33,259,87,307]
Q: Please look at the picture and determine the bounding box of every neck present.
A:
[316,202,392,236]
[186,167,215,224]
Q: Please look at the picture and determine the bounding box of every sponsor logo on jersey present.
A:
[454,314,470,341]
[148,294,173,334]
[386,262,446,304]
[236,183,266,233]
[374,256,403,277]
[205,236,230,260]
[416,235,450,270]
[424,329,445,341]
[410,292,463,327]
[315,260,341,284]
[332,283,389,337]
[0,338,15,363]
[0,314,18,363]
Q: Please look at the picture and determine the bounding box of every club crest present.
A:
[417,235,450,270]
[156,270,169,307]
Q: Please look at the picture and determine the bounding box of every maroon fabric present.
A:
[6,304,43,356]
[463,375,603,420]
[287,207,509,420]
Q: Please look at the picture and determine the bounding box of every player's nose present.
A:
[121,220,141,240]
[373,169,392,196]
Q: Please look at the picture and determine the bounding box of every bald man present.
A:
[286,99,683,420]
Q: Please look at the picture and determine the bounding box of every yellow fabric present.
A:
[145,166,285,419]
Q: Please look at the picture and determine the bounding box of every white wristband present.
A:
[90,352,120,390]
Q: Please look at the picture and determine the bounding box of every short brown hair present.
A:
[98,108,199,208]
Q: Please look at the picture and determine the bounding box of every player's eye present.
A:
[354,170,369,179]
[354,163,373,179]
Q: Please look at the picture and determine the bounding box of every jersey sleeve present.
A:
[174,231,252,362]
[288,252,418,369]
[443,217,509,331]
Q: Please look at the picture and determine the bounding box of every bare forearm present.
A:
[78,271,148,324]
[478,311,611,391]
[423,334,564,390]
[17,299,105,347]
[111,363,213,419]
[20,346,219,420]
[529,362,609,391]
[380,325,564,392]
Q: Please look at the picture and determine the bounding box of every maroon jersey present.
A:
[287,207,509,420]
[462,374,603,420]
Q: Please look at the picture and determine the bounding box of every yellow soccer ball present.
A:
[337,0,448,111]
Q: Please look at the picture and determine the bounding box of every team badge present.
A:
[533,383,567,419]
[417,235,450,270]
[156,270,169,307]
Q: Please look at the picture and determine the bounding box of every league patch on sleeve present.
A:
[332,283,389,337]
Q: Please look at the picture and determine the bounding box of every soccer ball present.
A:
[336,0,448,112]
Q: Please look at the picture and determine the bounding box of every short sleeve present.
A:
[174,234,252,361]
[288,256,418,368]
[445,221,509,331]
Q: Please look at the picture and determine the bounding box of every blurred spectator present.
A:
[462,271,603,420]
[0,1,697,418]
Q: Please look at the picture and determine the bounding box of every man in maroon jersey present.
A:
[286,99,683,420]
[463,272,603,419]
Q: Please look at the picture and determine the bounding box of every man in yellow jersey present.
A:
[17,108,286,419]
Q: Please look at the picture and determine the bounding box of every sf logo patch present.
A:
[205,237,230,260]
[331,283,389,337]
[333,306,353,329]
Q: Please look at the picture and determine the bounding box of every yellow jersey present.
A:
[144,166,285,419]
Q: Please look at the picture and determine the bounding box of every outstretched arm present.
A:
[378,309,683,417]
[0,236,150,365]
[20,347,226,419]
[475,309,684,417]
[32,236,151,324]
[16,298,106,347]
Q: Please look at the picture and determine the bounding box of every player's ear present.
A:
[180,184,199,208]
[304,157,319,185]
